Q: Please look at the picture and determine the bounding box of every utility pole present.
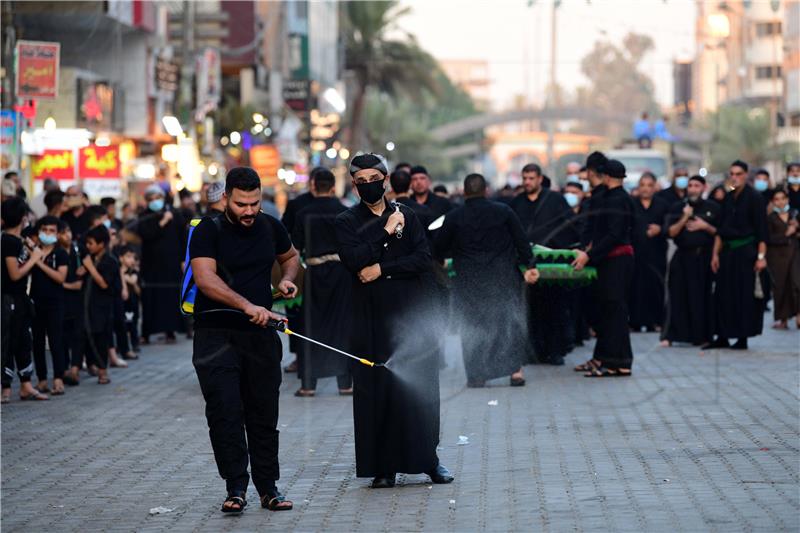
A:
[178,0,195,137]
[545,0,558,180]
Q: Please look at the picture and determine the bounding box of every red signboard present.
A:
[79,145,120,178]
[16,41,60,99]
[31,149,74,180]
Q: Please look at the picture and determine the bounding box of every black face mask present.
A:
[356,179,386,204]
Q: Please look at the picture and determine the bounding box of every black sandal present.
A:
[261,488,293,511]
[584,366,632,378]
[221,492,247,514]
[573,359,600,372]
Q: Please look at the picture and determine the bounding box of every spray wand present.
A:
[266,318,383,368]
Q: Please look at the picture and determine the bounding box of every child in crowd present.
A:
[82,225,121,385]
[1,197,48,402]
[60,222,86,386]
[119,246,142,356]
[30,216,69,395]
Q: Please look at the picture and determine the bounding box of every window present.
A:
[755,65,782,80]
[755,21,782,37]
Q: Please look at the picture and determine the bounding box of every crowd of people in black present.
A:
[1,156,798,403]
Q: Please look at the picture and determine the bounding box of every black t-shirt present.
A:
[30,247,68,304]
[1,233,30,296]
[189,213,292,329]
[88,253,121,310]
[63,243,84,313]
[61,210,91,240]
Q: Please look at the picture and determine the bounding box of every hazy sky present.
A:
[399,0,697,110]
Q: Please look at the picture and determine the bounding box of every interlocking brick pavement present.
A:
[1,314,798,532]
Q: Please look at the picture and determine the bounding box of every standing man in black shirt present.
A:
[511,163,577,366]
[61,185,91,240]
[787,161,800,211]
[705,160,769,350]
[572,160,636,377]
[335,153,453,489]
[435,173,539,387]
[391,169,433,232]
[409,165,452,220]
[190,167,299,513]
[30,216,69,395]
[663,175,719,346]
[1,197,48,402]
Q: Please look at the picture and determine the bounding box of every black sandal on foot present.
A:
[221,492,247,514]
[510,376,526,387]
[261,489,293,511]
[584,366,632,378]
[294,389,315,397]
[573,359,600,372]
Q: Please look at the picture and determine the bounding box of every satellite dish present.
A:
[428,215,445,231]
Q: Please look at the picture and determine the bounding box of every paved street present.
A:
[1,314,798,532]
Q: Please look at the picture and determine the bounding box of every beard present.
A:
[226,208,256,226]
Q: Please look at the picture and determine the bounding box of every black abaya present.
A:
[335,199,439,477]
[136,208,185,337]
[629,196,669,330]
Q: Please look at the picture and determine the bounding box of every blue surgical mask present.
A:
[773,205,790,213]
[565,174,580,184]
[754,180,769,192]
[564,192,580,208]
[38,232,57,246]
[788,176,800,186]
[148,198,165,211]
[102,219,112,228]
[580,180,590,192]
[675,176,689,189]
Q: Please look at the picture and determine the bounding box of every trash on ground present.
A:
[457,435,469,445]
[149,506,173,515]
[487,400,498,406]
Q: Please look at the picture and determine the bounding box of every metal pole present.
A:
[545,0,558,180]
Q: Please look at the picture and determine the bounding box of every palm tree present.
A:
[343,0,440,148]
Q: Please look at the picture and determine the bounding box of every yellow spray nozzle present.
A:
[358,358,375,367]
[284,327,294,335]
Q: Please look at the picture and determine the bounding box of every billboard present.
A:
[16,40,60,99]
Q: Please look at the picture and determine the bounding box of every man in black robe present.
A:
[335,153,453,489]
[663,175,719,346]
[629,173,669,332]
[136,185,185,343]
[572,159,635,377]
[409,165,453,220]
[510,163,578,365]
[281,167,322,372]
[291,169,352,397]
[576,153,609,340]
[434,173,539,387]
[704,160,769,350]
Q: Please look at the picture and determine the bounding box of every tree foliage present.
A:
[574,32,659,136]
[343,0,440,147]
[708,106,799,172]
